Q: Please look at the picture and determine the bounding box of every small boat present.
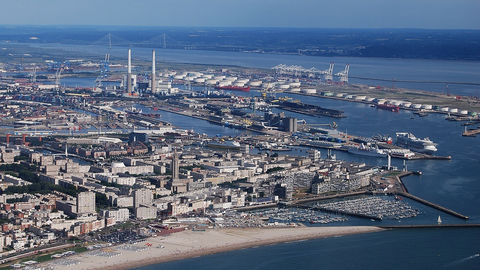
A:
[437,215,442,224]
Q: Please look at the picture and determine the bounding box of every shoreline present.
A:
[48,226,383,270]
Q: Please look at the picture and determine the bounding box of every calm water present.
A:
[134,229,480,270]
[15,43,480,269]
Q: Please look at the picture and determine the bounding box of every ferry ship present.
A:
[346,144,387,157]
[214,85,251,92]
[396,132,438,154]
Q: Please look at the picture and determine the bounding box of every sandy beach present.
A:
[45,226,383,270]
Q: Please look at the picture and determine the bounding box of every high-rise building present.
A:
[171,153,180,181]
[76,191,96,215]
[133,188,153,208]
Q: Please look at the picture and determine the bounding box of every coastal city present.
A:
[0,41,477,269]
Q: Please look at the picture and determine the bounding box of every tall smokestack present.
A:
[127,49,132,93]
[151,50,156,93]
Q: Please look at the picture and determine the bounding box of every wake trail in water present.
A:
[444,253,480,268]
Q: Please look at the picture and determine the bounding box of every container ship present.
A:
[214,85,251,92]
[376,104,400,112]
[396,132,437,154]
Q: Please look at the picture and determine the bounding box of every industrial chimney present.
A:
[127,49,132,94]
[151,50,156,93]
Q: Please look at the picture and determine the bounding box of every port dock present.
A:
[292,204,383,221]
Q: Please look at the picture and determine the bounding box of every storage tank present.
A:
[302,88,316,94]
[249,81,262,87]
[206,79,218,85]
[289,82,301,88]
[236,79,249,84]
[376,99,386,104]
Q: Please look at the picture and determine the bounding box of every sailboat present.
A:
[437,215,442,224]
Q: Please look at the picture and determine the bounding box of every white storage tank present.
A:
[206,79,218,85]
[289,82,301,88]
[249,81,262,87]
[376,99,386,104]
[236,79,249,84]
[302,88,316,94]
[262,82,275,89]
[234,82,246,87]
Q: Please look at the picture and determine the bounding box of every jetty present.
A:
[396,192,469,220]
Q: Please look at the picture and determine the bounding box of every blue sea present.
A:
[7,39,480,270]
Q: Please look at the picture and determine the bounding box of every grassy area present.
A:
[0,246,88,269]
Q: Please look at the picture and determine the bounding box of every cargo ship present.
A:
[214,85,251,92]
[376,104,400,112]
[276,100,345,118]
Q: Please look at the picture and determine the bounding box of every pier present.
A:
[462,127,480,137]
[396,192,469,220]
[292,204,382,221]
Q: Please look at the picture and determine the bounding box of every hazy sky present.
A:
[0,0,479,29]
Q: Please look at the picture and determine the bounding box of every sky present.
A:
[0,0,479,29]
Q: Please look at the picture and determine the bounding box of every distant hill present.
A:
[0,26,479,61]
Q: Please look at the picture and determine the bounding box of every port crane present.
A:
[335,64,350,83]
[55,66,64,90]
